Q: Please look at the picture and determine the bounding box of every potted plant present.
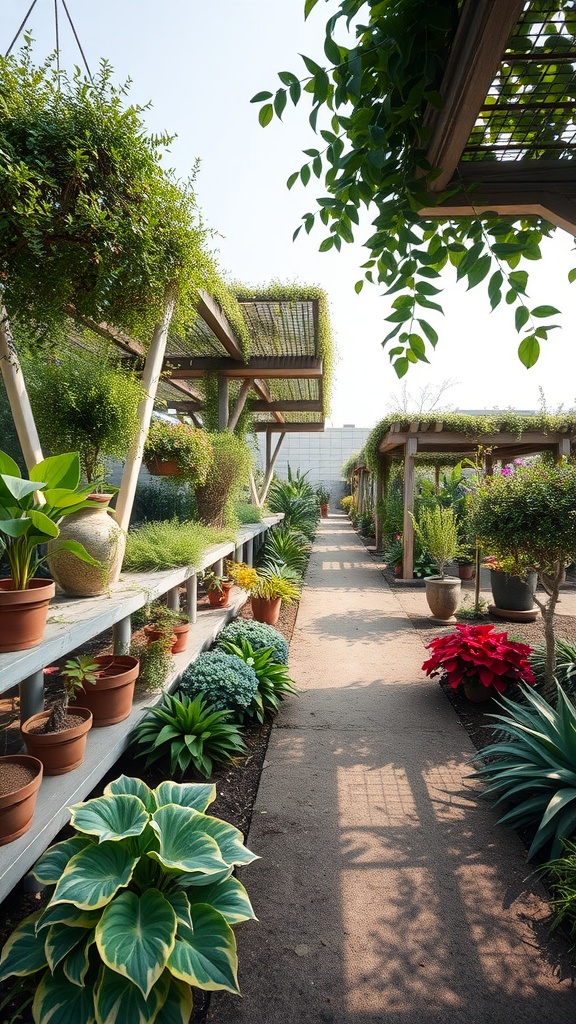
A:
[0,449,100,652]
[0,755,43,845]
[471,463,576,689]
[422,623,535,702]
[69,653,140,726]
[482,554,537,616]
[227,561,301,626]
[143,600,191,652]
[202,569,234,608]
[21,658,94,774]
[0,776,257,1021]
[455,551,475,580]
[384,534,403,576]
[412,505,461,622]
[316,484,330,518]
[143,418,213,484]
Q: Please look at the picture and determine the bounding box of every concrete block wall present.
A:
[255,427,371,505]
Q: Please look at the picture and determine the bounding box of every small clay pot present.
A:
[0,755,43,844]
[172,621,191,653]
[207,581,233,608]
[320,504,329,518]
[251,596,282,626]
[21,709,92,775]
[144,457,182,477]
[458,564,474,580]
[73,656,139,726]
[0,578,56,653]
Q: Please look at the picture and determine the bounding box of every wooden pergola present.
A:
[373,419,575,579]
[420,0,576,234]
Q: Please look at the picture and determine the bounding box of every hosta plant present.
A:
[218,638,298,722]
[471,685,576,859]
[0,775,257,1023]
[422,623,535,694]
[130,692,247,778]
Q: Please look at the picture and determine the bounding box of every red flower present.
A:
[422,624,534,693]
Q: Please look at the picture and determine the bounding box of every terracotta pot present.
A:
[251,595,282,626]
[172,621,191,653]
[462,678,493,703]
[144,625,177,647]
[394,564,403,577]
[424,577,461,623]
[458,564,474,580]
[320,504,329,518]
[207,582,233,608]
[0,755,43,845]
[145,457,182,478]
[47,494,124,596]
[72,656,139,726]
[0,578,56,653]
[21,709,92,776]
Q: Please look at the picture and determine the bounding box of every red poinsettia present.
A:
[422,623,535,693]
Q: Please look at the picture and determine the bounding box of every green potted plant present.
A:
[384,534,403,576]
[21,657,94,774]
[0,450,100,652]
[316,484,330,518]
[471,462,576,689]
[227,561,301,626]
[143,418,213,484]
[412,505,461,622]
[202,569,234,608]
[144,600,191,652]
[0,775,257,1022]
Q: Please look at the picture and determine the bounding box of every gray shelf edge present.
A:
[0,586,250,900]
[0,516,282,694]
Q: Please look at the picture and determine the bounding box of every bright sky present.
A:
[4,0,576,427]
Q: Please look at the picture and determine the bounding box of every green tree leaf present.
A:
[258,104,274,127]
[518,335,541,368]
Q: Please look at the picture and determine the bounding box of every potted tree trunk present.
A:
[0,450,101,653]
[0,755,43,845]
[21,660,94,775]
[412,506,461,623]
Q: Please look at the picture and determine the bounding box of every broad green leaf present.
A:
[286,171,299,189]
[515,305,529,332]
[0,517,32,537]
[33,969,96,1024]
[154,976,193,1024]
[94,965,166,1024]
[164,891,193,931]
[1,475,40,502]
[50,539,102,566]
[417,319,438,347]
[318,236,334,252]
[32,836,93,885]
[250,90,272,103]
[105,776,156,813]
[258,104,273,127]
[304,0,321,17]
[274,89,287,119]
[154,780,216,812]
[394,357,409,378]
[0,451,21,477]
[148,805,230,884]
[300,163,311,186]
[96,889,176,998]
[186,876,257,925]
[167,903,239,994]
[63,932,95,986]
[69,794,149,843]
[0,911,47,980]
[568,267,576,284]
[37,905,100,934]
[53,842,139,910]
[29,509,60,537]
[30,452,80,489]
[531,304,561,318]
[467,254,491,288]
[354,280,363,294]
[46,923,92,972]
[518,335,540,368]
[195,812,258,867]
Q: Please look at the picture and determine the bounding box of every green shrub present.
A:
[180,651,259,715]
[218,639,298,722]
[543,838,576,945]
[194,432,252,529]
[130,479,194,526]
[131,692,246,778]
[412,505,460,578]
[471,685,576,859]
[214,619,289,666]
[530,639,576,700]
[0,776,256,1021]
[340,495,355,515]
[267,469,318,539]
[130,638,173,692]
[258,526,309,576]
[123,519,231,572]
[143,419,213,486]
[235,502,263,524]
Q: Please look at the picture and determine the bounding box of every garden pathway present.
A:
[211,513,576,1024]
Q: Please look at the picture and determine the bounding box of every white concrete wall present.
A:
[255,426,371,503]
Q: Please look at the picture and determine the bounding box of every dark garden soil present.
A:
[0,594,298,1024]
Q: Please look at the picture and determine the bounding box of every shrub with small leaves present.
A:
[214,619,289,666]
[130,692,246,778]
[180,651,259,715]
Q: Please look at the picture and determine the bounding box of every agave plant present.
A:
[471,685,576,859]
[130,692,247,778]
[218,638,298,722]
[530,639,576,699]
[0,776,257,1023]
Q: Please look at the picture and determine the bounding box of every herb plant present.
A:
[0,776,257,1022]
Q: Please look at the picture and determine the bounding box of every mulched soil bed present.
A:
[0,593,298,1024]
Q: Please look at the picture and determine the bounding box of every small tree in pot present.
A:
[471,462,576,690]
[412,505,461,622]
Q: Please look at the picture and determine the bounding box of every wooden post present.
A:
[402,438,417,579]
[0,309,44,470]
[115,286,177,534]
[249,470,261,508]
[484,453,494,476]
[186,574,197,625]
[375,456,391,552]
[557,438,570,464]
[227,379,253,432]
[259,432,285,505]
[434,465,441,494]
[218,374,229,431]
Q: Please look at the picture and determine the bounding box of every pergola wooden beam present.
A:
[160,356,323,380]
[252,422,325,433]
[424,0,526,191]
[196,289,244,361]
[379,430,575,453]
[250,400,323,413]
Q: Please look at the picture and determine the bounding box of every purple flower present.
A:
[501,466,512,477]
